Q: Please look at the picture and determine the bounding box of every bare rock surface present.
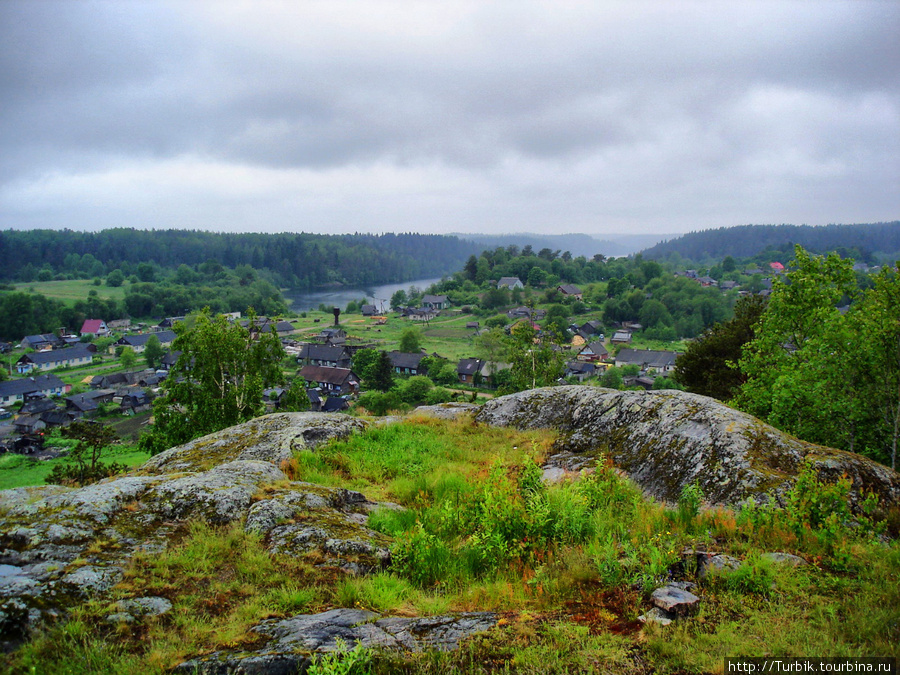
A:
[0,413,387,642]
[175,609,499,674]
[475,386,900,508]
[413,403,480,420]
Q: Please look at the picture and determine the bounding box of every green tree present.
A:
[140,308,285,454]
[279,378,311,412]
[500,321,564,394]
[119,346,137,372]
[144,334,165,370]
[673,295,766,401]
[390,289,408,310]
[369,350,395,392]
[46,421,125,486]
[106,269,125,287]
[352,348,381,384]
[399,375,433,405]
[398,328,423,353]
[734,247,863,454]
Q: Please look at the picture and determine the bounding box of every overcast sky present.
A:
[1,1,897,238]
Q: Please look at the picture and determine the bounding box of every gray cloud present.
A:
[0,0,897,236]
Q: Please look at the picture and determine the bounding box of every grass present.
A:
[3,418,898,674]
[13,279,127,305]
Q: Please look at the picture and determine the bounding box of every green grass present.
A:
[13,279,128,305]
[0,445,149,490]
[3,418,898,674]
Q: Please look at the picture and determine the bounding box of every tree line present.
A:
[0,229,479,290]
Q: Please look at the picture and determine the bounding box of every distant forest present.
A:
[0,229,480,290]
[640,222,900,262]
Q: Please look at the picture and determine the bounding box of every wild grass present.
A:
[4,417,898,674]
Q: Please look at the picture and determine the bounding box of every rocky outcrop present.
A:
[475,386,900,508]
[176,609,499,674]
[0,413,388,643]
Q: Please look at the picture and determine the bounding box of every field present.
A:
[13,279,127,305]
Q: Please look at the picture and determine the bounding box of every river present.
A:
[283,277,445,313]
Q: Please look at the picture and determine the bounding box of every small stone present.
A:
[760,552,807,567]
[699,554,742,578]
[651,584,701,616]
[639,607,675,626]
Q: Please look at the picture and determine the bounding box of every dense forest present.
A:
[0,229,479,290]
[640,222,900,262]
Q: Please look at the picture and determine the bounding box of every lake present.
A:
[284,277,445,313]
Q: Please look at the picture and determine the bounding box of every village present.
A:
[0,277,699,461]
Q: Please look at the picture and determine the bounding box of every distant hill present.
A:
[453,232,673,258]
[639,222,900,261]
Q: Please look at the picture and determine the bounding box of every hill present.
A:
[639,222,900,262]
[454,232,673,258]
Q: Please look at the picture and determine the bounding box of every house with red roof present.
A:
[769,262,785,274]
[80,319,110,337]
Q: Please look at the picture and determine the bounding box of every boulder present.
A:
[475,386,900,508]
[0,413,389,641]
[175,609,499,673]
[651,584,701,616]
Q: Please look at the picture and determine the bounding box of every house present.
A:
[698,276,718,287]
[158,316,185,329]
[80,319,110,337]
[360,305,378,317]
[21,334,62,351]
[579,320,603,336]
[39,409,71,428]
[299,365,360,395]
[65,389,115,418]
[89,372,133,389]
[120,390,152,413]
[615,348,681,374]
[720,280,738,291]
[0,374,67,406]
[457,358,485,385]
[0,341,11,354]
[159,350,182,371]
[769,262,785,274]
[16,346,94,374]
[319,328,347,342]
[421,295,449,310]
[114,330,177,353]
[497,277,524,290]
[565,361,596,382]
[298,344,352,369]
[610,330,633,344]
[466,321,480,330]
[14,415,46,435]
[557,284,583,301]
[19,398,58,416]
[107,319,132,331]
[577,341,608,362]
[387,351,427,376]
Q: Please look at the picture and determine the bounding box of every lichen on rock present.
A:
[475,386,900,508]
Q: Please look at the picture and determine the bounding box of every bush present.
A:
[357,391,405,416]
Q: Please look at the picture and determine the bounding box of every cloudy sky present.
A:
[1,1,897,238]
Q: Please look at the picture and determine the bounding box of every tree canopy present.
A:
[140,309,286,454]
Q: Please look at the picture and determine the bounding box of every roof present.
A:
[566,361,596,375]
[298,344,350,361]
[361,305,378,315]
[18,346,93,366]
[615,348,681,369]
[80,319,106,334]
[387,351,426,370]
[299,365,358,387]
[457,358,485,375]
[422,294,448,304]
[322,397,350,412]
[579,341,608,357]
[22,334,57,345]
[497,277,523,288]
[0,374,66,399]
[117,330,176,347]
[558,284,582,295]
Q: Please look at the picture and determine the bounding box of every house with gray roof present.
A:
[0,375,67,407]
[16,346,94,374]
